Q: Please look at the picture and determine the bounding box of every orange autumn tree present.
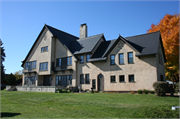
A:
[148,14,179,85]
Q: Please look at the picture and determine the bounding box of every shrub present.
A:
[175,82,179,92]
[149,90,155,94]
[91,91,94,93]
[62,89,67,93]
[143,89,149,94]
[153,82,168,96]
[67,90,71,93]
[137,90,143,94]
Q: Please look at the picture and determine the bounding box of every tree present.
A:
[6,73,16,85]
[14,70,23,80]
[147,14,179,88]
[1,39,6,83]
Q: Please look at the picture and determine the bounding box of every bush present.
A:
[149,90,155,94]
[137,90,143,94]
[143,89,149,94]
[175,82,179,92]
[67,90,71,93]
[62,89,67,93]
[153,82,168,96]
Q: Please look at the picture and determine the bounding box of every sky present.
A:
[0,0,179,74]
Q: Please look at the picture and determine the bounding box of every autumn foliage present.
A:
[148,14,179,83]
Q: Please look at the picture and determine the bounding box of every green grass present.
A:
[1,90,179,118]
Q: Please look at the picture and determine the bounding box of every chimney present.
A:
[80,23,87,39]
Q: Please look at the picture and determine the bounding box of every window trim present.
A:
[80,55,84,64]
[110,54,115,65]
[39,62,48,71]
[85,74,90,84]
[41,46,48,53]
[119,75,125,83]
[86,54,90,63]
[80,74,84,84]
[110,75,116,83]
[128,52,134,64]
[128,74,135,83]
[119,53,124,65]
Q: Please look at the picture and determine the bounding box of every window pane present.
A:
[46,46,48,51]
[41,47,44,52]
[110,55,115,65]
[119,54,124,64]
[128,52,133,63]
[85,74,89,84]
[59,59,61,66]
[111,76,116,82]
[80,74,84,84]
[129,75,134,82]
[80,56,84,63]
[67,75,69,85]
[69,75,72,84]
[92,80,96,89]
[119,75,124,82]
[59,76,61,85]
[86,55,90,62]
[70,57,72,65]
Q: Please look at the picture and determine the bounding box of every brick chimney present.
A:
[80,23,87,39]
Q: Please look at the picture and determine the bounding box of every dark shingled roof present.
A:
[125,31,160,56]
[74,34,103,55]
[45,24,79,53]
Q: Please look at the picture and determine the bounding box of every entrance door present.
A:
[61,76,67,87]
[43,76,51,86]
[98,74,104,91]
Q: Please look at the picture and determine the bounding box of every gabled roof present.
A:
[90,31,166,62]
[125,31,161,56]
[74,34,104,55]
[45,24,79,53]
[22,24,79,67]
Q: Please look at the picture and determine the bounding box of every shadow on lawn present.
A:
[1,112,21,117]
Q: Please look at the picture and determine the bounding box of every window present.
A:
[85,74,90,84]
[25,61,36,70]
[39,62,48,71]
[128,52,133,63]
[24,77,36,86]
[110,55,115,65]
[92,79,96,89]
[41,46,48,52]
[59,58,61,66]
[80,55,84,63]
[56,76,62,85]
[67,75,69,85]
[119,53,124,64]
[67,57,72,65]
[111,76,116,83]
[80,74,84,84]
[119,75,125,82]
[86,54,90,62]
[32,61,36,69]
[69,75,72,85]
[49,77,51,85]
[129,75,134,82]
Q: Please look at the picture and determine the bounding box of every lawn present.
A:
[1,90,179,118]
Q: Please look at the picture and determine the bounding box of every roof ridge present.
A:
[45,24,79,39]
[125,31,160,39]
[77,33,103,41]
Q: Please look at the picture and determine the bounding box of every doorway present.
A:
[98,74,104,91]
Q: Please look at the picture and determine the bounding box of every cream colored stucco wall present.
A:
[77,40,158,91]
[23,28,53,86]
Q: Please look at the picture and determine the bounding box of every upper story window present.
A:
[25,61,36,70]
[110,55,115,65]
[39,62,48,71]
[80,55,84,63]
[56,57,72,66]
[128,52,133,63]
[86,54,90,62]
[67,57,72,65]
[119,53,124,64]
[41,46,48,52]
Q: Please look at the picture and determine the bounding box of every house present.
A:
[21,23,166,92]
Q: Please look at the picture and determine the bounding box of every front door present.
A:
[43,76,51,86]
[98,74,104,91]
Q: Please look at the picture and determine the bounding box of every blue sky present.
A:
[0,0,179,74]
